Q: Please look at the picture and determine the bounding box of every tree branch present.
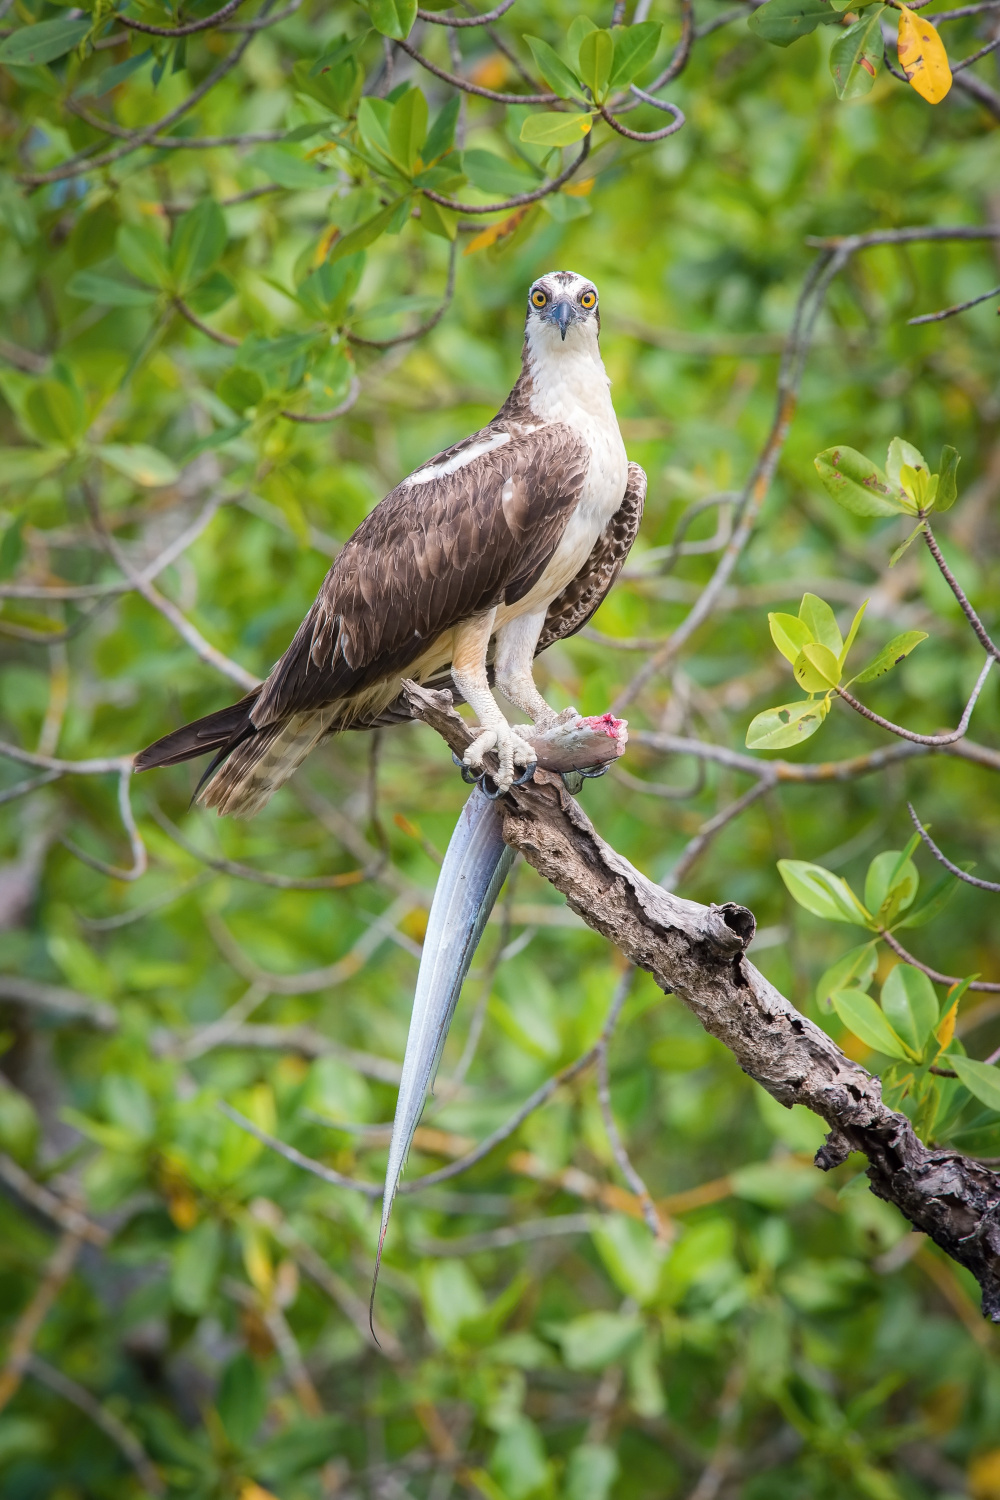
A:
[403,684,1000,1321]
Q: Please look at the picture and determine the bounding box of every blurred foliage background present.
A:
[2,0,1000,1493]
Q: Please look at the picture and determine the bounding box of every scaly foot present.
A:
[464,714,537,794]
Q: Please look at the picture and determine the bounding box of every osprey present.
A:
[136,271,646,809]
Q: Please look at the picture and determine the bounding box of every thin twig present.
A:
[26,1356,165,1495]
[907,802,1000,893]
[0,1232,82,1413]
[85,483,259,692]
[836,656,992,747]
[908,283,1000,323]
[423,135,591,214]
[596,968,670,1239]
[922,520,1000,666]
[880,927,1000,993]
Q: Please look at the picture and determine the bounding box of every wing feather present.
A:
[251,423,589,728]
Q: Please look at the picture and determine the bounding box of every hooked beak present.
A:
[552,300,573,340]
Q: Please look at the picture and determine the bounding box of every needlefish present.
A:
[370,712,628,1326]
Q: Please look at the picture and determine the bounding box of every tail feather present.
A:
[197,711,334,818]
[133,695,259,772]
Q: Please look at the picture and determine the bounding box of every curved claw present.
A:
[452,751,483,785]
[372,787,514,1319]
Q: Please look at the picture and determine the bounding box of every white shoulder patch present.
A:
[405,431,511,486]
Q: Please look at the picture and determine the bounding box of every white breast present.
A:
[497,322,628,620]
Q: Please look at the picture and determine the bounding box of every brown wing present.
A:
[250,422,590,729]
[535,460,646,652]
[369,461,646,724]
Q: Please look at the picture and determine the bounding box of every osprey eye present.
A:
[531,290,547,308]
[580,290,596,308]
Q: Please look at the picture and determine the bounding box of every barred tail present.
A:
[135,696,332,819]
[195,710,333,818]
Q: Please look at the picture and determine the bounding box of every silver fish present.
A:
[371,785,513,1324]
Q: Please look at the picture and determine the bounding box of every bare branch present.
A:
[26,1356,165,1495]
[404,696,1000,1320]
[908,283,1000,323]
[85,484,259,692]
[395,34,557,103]
[417,0,517,24]
[423,136,591,214]
[836,656,993,746]
[0,1232,82,1413]
[118,0,246,36]
[908,802,1000,892]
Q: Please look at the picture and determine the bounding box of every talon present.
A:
[511,762,536,787]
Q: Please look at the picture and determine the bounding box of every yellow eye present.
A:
[531,290,547,308]
[580,290,596,309]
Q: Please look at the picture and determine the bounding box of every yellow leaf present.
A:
[243,1225,274,1297]
[463,205,532,255]
[564,177,595,198]
[896,6,952,103]
[970,1449,1000,1500]
[312,223,340,268]
[240,1484,281,1500]
[934,996,959,1053]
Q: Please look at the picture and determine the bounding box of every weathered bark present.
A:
[402,682,1000,1320]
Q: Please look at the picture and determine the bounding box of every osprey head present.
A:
[526,270,599,344]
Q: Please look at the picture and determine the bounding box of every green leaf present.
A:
[171,1218,222,1315]
[745,698,829,750]
[793,642,842,692]
[170,199,227,292]
[388,87,428,175]
[309,31,369,75]
[731,1159,823,1206]
[0,17,90,66]
[609,22,662,87]
[116,224,170,291]
[185,270,234,315]
[815,942,878,1011]
[748,0,842,46]
[840,598,868,666]
[96,443,180,488]
[896,872,957,930]
[365,0,417,40]
[935,445,960,511]
[551,1310,644,1371]
[520,112,593,148]
[329,198,410,262]
[832,990,913,1061]
[217,1353,266,1451]
[462,149,539,196]
[524,35,583,99]
[778,859,871,925]
[254,1417,344,1483]
[798,593,843,656]
[881,964,939,1055]
[577,28,614,101]
[356,96,396,165]
[769,611,813,665]
[814,446,905,518]
[25,374,87,447]
[66,267,158,307]
[886,436,928,490]
[829,7,885,100]
[566,1444,619,1500]
[422,95,460,164]
[853,631,927,683]
[217,367,265,412]
[0,514,25,581]
[249,144,326,190]
[567,14,599,67]
[949,1056,1000,1114]
[898,461,931,511]
[0,447,68,483]
[864,848,918,924]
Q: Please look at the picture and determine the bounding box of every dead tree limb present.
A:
[402,681,1000,1321]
